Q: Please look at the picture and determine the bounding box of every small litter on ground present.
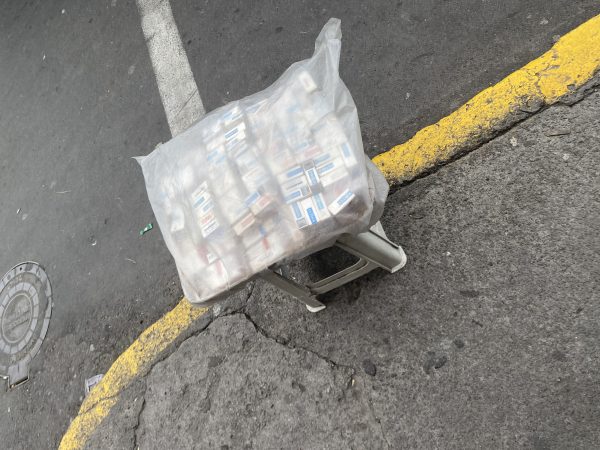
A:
[139,223,153,236]
[84,374,104,396]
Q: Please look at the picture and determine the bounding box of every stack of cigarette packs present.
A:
[140,69,372,303]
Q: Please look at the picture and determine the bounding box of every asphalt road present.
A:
[0,0,598,448]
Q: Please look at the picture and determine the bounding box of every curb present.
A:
[59,13,600,450]
[373,14,600,186]
[59,302,209,450]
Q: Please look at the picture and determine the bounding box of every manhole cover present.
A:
[0,262,52,388]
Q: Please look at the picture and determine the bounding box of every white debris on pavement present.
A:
[85,374,104,396]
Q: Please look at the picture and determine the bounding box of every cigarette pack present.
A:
[328,189,355,215]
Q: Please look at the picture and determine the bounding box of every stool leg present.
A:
[335,221,407,273]
[258,222,405,313]
[307,258,377,295]
[259,269,326,313]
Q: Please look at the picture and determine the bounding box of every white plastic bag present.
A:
[137,18,387,304]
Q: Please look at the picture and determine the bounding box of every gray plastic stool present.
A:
[260,221,406,312]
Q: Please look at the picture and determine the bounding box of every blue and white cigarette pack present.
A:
[137,19,387,304]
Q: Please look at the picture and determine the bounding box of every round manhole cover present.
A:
[0,262,52,387]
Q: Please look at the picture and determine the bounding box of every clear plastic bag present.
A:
[137,18,387,304]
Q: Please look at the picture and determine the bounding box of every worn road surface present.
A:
[0,1,599,448]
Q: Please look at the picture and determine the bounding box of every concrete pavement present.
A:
[1,1,599,448]
[84,87,600,448]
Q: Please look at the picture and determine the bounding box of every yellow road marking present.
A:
[374,14,600,185]
[60,14,600,450]
[59,301,208,450]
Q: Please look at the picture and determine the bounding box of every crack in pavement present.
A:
[239,281,391,445]
[78,392,121,417]
[171,86,199,122]
[240,310,355,372]
[129,284,255,385]
[237,309,396,444]
[364,389,391,449]
[90,253,460,450]
[132,379,147,450]
[130,311,388,448]
[114,286,256,448]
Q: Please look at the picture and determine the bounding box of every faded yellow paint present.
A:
[59,300,208,450]
[60,14,600,450]
[373,14,600,185]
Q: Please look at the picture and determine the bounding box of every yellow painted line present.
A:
[59,300,208,450]
[60,14,600,450]
[374,14,600,185]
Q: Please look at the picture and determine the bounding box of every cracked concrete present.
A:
[132,385,146,450]
[0,0,598,449]
[85,379,146,450]
[241,311,356,373]
[3,2,600,448]
[83,88,600,448]
[134,314,386,449]
[244,89,600,448]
